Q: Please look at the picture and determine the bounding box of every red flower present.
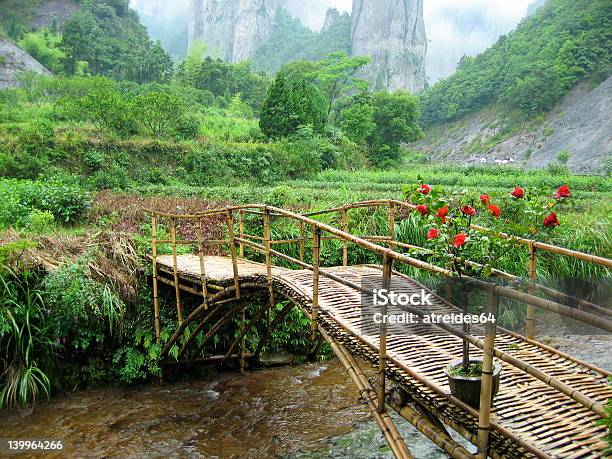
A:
[416,204,429,216]
[488,204,502,218]
[555,185,571,199]
[418,184,432,195]
[480,194,491,204]
[427,228,440,240]
[453,233,469,248]
[510,187,525,198]
[543,212,560,227]
[436,206,449,223]
[461,205,477,216]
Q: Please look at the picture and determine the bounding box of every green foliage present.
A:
[368,91,425,164]
[60,0,173,83]
[43,261,125,352]
[420,0,612,125]
[132,92,186,138]
[175,54,269,112]
[306,52,371,117]
[259,73,327,138]
[0,180,90,228]
[25,210,55,233]
[0,267,54,408]
[63,85,137,137]
[339,93,375,144]
[557,149,570,164]
[252,8,351,75]
[18,28,65,74]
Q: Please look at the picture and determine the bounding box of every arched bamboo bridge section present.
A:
[146,201,612,459]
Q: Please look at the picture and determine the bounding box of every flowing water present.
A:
[0,359,453,459]
[1,336,608,458]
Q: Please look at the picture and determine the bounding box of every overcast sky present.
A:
[130,0,533,82]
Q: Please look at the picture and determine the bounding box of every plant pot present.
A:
[445,358,502,408]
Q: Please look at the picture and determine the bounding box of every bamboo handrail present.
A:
[145,199,611,271]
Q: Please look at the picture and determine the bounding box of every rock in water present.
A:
[350,0,427,92]
[0,39,52,89]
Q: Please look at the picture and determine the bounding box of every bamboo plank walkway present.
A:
[157,254,611,459]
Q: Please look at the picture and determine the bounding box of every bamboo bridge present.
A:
[146,200,612,459]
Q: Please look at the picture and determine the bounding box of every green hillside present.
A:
[420,0,611,126]
[1,0,172,83]
[252,8,351,74]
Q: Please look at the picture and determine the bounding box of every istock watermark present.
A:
[372,289,433,306]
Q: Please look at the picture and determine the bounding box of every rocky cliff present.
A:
[188,0,283,63]
[189,0,428,92]
[412,76,612,174]
[350,0,427,92]
[0,39,51,89]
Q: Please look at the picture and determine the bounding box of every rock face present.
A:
[188,0,282,62]
[413,76,612,174]
[322,8,341,32]
[350,0,427,92]
[0,39,52,89]
[189,0,428,92]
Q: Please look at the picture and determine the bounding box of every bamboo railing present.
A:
[146,200,610,459]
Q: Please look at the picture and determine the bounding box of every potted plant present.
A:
[405,179,571,407]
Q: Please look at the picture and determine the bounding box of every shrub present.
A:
[175,113,200,140]
[25,210,55,233]
[65,87,137,137]
[0,179,90,228]
[132,92,186,138]
[18,29,65,73]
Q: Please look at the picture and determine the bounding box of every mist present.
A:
[130,0,533,82]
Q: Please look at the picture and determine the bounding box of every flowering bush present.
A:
[404,180,572,277]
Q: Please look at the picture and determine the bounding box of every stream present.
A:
[0,336,608,458]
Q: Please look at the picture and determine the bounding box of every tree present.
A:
[60,0,173,83]
[132,92,185,138]
[308,52,370,116]
[339,92,375,144]
[259,73,292,139]
[175,55,269,111]
[18,29,65,74]
[259,73,327,139]
[368,91,424,164]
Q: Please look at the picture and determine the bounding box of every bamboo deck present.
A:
[156,254,611,458]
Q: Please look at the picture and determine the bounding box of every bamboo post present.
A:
[151,215,161,343]
[311,226,321,341]
[342,208,348,266]
[170,217,184,324]
[299,221,305,262]
[378,253,393,413]
[526,241,537,339]
[477,285,499,459]
[263,208,276,325]
[225,209,241,300]
[322,329,413,459]
[238,210,245,258]
[195,219,209,308]
[388,202,395,244]
[240,307,246,373]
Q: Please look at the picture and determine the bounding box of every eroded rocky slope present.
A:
[413,76,611,174]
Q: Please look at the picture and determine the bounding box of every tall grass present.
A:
[0,269,54,408]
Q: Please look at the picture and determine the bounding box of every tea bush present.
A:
[0,179,90,228]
